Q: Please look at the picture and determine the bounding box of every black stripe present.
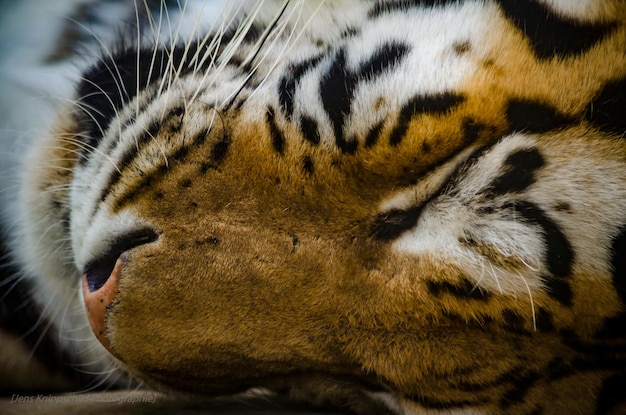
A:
[388,93,465,146]
[266,107,286,154]
[505,99,575,134]
[278,55,324,119]
[302,156,315,175]
[426,279,490,301]
[595,373,626,415]
[300,115,321,146]
[496,0,617,59]
[110,129,220,211]
[501,309,530,335]
[610,228,626,303]
[357,42,411,80]
[586,77,626,137]
[320,49,354,153]
[488,147,545,195]
[76,42,217,164]
[461,118,485,145]
[408,393,485,410]
[498,371,541,409]
[210,133,232,165]
[370,205,423,241]
[506,201,574,305]
[368,0,461,18]
[98,111,178,204]
[597,228,626,339]
[535,307,555,333]
[320,43,410,153]
[561,329,626,356]
[365,120,385,148]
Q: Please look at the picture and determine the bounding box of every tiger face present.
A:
[2,0,626,414]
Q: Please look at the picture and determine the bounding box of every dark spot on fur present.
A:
[453,40,471,55]
[596,228,626,338]
[211,134,231,164]
[172,145,189,161]
[461,118,485,145]
[552,202,572,212]
[302,156,315,175]
[547,357,574,380]
[180,179,192,189]
[199,162,212,175]
[195,236,220,246]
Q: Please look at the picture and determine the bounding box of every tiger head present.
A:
[10,1,626,414]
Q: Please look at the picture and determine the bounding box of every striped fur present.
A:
[0,1,625,413]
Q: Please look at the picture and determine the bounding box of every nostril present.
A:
[84,266,113,293]
[83,228,159,292]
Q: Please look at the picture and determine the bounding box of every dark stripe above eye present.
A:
[496,0,616,60]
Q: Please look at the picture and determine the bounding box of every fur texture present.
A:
[1,1,625,414]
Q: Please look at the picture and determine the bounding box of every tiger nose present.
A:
[82,258,123,353]
[80,228,158,351]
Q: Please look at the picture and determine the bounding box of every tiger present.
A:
[0,0,625,414]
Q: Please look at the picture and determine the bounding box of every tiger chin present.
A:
[0,0,625,414]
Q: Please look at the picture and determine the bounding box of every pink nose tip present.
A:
[82,258,123,353]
